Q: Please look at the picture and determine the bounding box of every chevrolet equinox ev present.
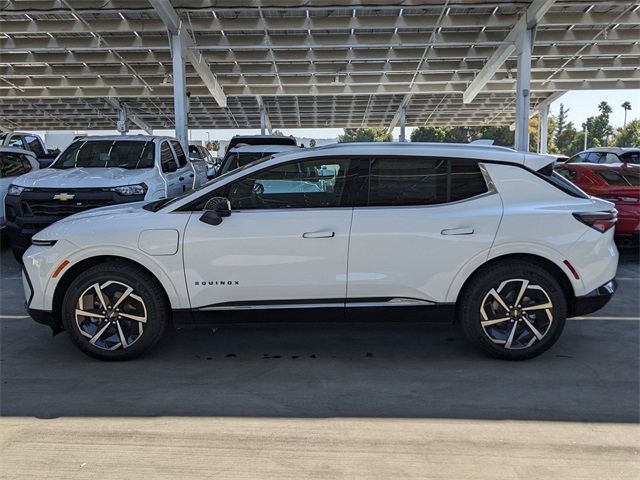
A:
[22,143,618,360]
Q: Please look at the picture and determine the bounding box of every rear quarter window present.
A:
[596,170,640,187]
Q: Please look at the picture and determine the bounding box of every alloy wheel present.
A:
[75,280,147,351]
[479,278,554,350]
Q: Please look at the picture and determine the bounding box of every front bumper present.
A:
[570,279,617,317]
[23,266,63,334]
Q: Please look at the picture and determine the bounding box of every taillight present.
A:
[573,210,617,233]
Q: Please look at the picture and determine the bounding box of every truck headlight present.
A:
[7,184,26,196]
[110,184,147,196]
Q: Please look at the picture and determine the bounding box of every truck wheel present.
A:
[60,261,169,360]
[458,259,567,360]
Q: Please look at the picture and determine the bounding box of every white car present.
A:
[22,143,618,361]
[1,147,39,228]
[5,135,205,261]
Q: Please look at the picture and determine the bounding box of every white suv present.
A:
[22,143,618,361]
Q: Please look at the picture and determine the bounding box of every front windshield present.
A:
[220,151,274,175]
[53,140,155,169]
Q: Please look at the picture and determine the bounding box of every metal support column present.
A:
[539,103,550,154]
[514,26,534,152]
[260,104,267,135]
[116,104,129,135]
[170,33,188,151]
[399,105,407,142]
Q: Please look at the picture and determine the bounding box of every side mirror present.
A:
[199,197,231,226]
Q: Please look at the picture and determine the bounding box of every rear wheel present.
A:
[458,260,567,360]
[61,261,169,360]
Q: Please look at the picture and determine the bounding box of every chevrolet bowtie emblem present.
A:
[53,193,75,201]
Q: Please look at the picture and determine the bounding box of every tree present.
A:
[338,128,392,143]
[613,118,640,147]
[554,120,583,156]
[309,138,317,148]
[410,126,450,142]
[272,129,285,136]
[554,103,569,147]
[474,126,514,147]
[584,101,614,148]
[621,101,632,128]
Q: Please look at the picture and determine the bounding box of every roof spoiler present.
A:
[523,153,556,174]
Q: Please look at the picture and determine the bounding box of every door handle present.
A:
[179,176,185,181]
[302,231,335,239]
[189,173,194,178]
[441,227,474,235]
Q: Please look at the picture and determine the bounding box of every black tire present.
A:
[458,259,567,360]
[12,247,25,264]
[61,261,169,360]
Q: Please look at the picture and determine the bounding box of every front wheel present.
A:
[61,261,169,360]
[458,260,567,360]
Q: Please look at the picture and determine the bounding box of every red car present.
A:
[555,162,639,245]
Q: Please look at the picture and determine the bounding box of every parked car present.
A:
[0,131,58,168]
[218,144,300,176]
[224,134,297,154]
[188,144,218,179]
[568,147,640,166]
[22,142,618,361]
[1,147,39,230]
[5,135,205,261]
[556,162,639,246]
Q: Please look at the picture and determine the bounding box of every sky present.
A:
[36,88,640,146]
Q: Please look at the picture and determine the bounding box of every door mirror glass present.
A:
[199,197,231,225]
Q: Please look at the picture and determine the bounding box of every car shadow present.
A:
[1,318,638,422]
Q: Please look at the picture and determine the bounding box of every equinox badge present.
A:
[53,193,75,201]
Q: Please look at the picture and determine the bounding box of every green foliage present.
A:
[621,101,632,127]
[613,119,640,147]
[338,128,392,143]
[272,130,285,136]
[583,101,614,148]
[309,139,317,148]
[409,126,450,142]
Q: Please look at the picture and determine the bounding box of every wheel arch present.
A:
[455,253,576,316]
[51,255,175,330]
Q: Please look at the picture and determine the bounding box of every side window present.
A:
[367,157,447,206]
[7,136,24,149]
[0,152,31,178]
[366,157,488,207]
[24,136,45,156]
[586,152,602,163]
[170,140,188,168]
[202,157,351,210]
[160,141,178,173]
[188,145,202,159]
[449,161,489,202]
[604,153,620,164]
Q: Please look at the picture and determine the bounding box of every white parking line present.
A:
[0,315,29,319]
[571,316,640,320]
[616,277,639,281]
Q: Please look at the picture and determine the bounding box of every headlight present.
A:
[7,184,26,196]
[110,183,147,196]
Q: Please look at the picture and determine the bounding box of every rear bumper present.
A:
[570,279,617,318]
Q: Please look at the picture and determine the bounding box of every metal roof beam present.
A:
[463,0,555,104]
[104,97,153,134]
[149,0,226,107]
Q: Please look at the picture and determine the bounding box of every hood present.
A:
[12,167,155,189]
[52,201,149,225]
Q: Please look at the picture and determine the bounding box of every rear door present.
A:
[170,140,195,192]
[346,156,502,313]
[159,140,183,197]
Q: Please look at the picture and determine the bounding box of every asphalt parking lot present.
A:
[1,239,638,479]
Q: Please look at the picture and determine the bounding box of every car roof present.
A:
[559,162,639,172]
[227,144,300,154]
[0,146,37,156]
[581,147,640,154]
[226,135,297,151]
[73,135,176,143]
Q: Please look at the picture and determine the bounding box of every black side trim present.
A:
[27,307,64,335]
[569,279,617,318]
[22,267,34,306]
[174,303,456,328]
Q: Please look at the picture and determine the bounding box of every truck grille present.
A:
[22,199,107,216]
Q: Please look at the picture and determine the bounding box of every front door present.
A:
[182,155,356,318]
[160,140,183,197]
[346,156,502,314]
